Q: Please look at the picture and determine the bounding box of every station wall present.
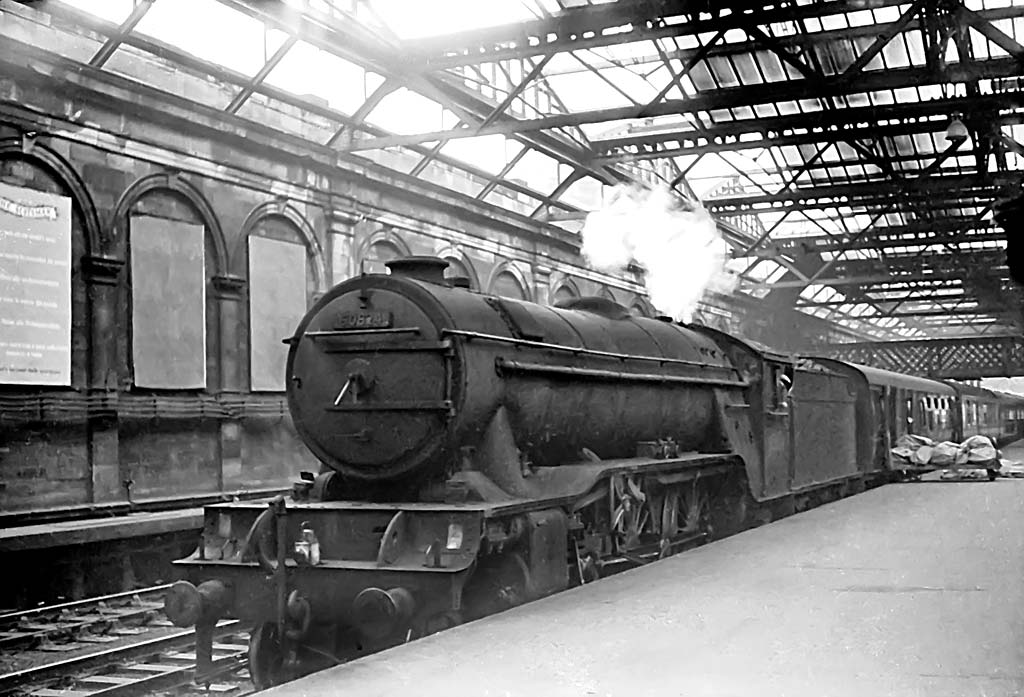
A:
[0,1,847,516]
[0,74,661,517]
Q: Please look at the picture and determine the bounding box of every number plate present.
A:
[334,310,393,330]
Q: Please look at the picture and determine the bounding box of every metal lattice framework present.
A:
[823,335,1024,378]
[4,0,1024,346]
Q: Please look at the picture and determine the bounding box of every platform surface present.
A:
[268,479,1024,697]
[0,508,203,552]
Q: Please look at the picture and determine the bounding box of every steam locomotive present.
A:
[162,257,1024,688]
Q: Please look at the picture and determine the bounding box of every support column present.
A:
[212,274,246,491]
[83,254,125,504]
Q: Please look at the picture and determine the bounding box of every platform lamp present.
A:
[945,113,970,146]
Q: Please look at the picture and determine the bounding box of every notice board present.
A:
[248,236,307,391]
[130,215,206,389]
[0,182,72,386]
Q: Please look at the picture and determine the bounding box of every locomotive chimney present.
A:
[386,256,449,285]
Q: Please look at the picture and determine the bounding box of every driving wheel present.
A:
[248,622,289,690]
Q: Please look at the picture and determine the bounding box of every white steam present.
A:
[581,184,736,322]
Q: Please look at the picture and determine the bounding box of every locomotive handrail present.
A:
[442,329,742,374]
[303,328,422,338]
[282,328,421,344]
[326,400,454,412]
[495,359,749,388]
[321,339,453,354]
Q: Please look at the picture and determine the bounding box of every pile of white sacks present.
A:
[891,433,998,468]
[890,434,1024,478]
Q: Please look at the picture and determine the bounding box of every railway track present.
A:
[0,587,173,653]
[0,587,252,697]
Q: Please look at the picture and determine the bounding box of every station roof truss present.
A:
[20,0,1024,341]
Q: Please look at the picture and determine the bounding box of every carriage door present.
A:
[886,388,899,448]
[873,387,889,468]
[762,361,793,497]
[899,390,914,435]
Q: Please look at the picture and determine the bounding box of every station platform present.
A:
[0,488,286,554]
[0,508,204,553]
[266,477,1024,697]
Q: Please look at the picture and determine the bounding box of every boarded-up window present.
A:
[249,236,307,391]
[491,270,526,300]
[443,257,474,288]
[130,215,206,389]
[0,182,72,386]
[362,240,402,274]
[552,284,577,306]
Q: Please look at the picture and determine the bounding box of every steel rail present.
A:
[0,585,171,626]
[0,620,243,694]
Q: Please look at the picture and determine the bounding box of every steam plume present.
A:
[581,184,736,322]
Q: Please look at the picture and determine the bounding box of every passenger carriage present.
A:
[797,359,956,472]
[948,383,1024,447]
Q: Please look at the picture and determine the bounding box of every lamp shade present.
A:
[945,116,969,144]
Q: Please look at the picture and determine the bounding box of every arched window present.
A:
[126,187,220,390]
[0,148,92,390]
[362,240,403,274]
[443,256,477,289]
[631,298,654,317]
[552,283,578,306]
[491,270,527,300]
[244,213,319,393]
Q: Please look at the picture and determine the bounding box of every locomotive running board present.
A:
[201,453,741,521]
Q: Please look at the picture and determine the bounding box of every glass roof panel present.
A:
[264,40,385,115]
[439,136,522,176]
[368,0,537,39]
[59,0,135,24]
[542,72,635,111]
[365,87,447,133]
[559,176,604,210]
[134,0,270,76]
[506,148,562,194]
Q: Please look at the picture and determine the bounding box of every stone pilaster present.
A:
[532,264,553,305]
[211,274,246,393]
[328,209,360,285]
[211,274,246,492]
[83,254,125,504]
